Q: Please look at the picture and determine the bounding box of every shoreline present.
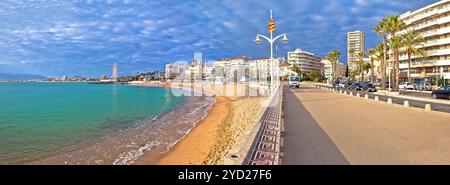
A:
[135,83,267,165]
[24,85,214,165]
[18,83,266,165]
[135,96,232,165]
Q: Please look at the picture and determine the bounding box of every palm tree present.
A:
[385,15,405,91]
[348,48,355,60]
[363,63,372,78]
[402,29,427,82]
[373,18,388,89]
[326,49,341,83]
[357,51,365,81]
[291,64,301,76]
[389,35,404,92]
[348,48,355,80]
[374,43,385,82]
[366,48,377,83]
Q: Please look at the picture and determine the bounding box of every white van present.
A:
[289,76,300,88]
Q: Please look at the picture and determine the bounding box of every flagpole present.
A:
[254,9,288,94]
[270,10,273,92]
[270,9,273,59]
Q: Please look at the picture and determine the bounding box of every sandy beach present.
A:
[135,83,267,165]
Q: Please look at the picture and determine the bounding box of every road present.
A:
[400,90,432,98]
[282,84,450,164]
[329,87,450,113]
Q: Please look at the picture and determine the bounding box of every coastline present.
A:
[19,82,266,165]
[25,85,215,165]
[135,83,267,165]
[135,96,232,165]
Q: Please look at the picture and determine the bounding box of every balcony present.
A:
[417,37,450,48]
[405,5,450,24]
[399,60,450,69]
[422,26,450,38]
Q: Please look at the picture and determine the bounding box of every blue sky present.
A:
[0,0,438,77]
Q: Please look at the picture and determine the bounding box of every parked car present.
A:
[288,76,300,88]
[399,82,415,90]
[367,83,377,92]
[385,82,390,89]
[350,82,362,91]
[431,85,450,99]
[373,82,382,89]
[355,82,371,91]
[332,81,340,88]
[341,82,352,89]
[239,76,251,83]
[415,81,432,91]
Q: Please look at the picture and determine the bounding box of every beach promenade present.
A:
[282,83,450,164]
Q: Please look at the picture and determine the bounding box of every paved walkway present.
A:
[282,84,450,164]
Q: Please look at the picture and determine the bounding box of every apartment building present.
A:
[287,48,322,75]
[165,62,190,79]
[339,63,346,78]
[398,0,450,82]
[347,30,365,71]
[321,59,344,80]
[321,59,333,79]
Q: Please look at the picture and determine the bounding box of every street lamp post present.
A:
[388,59,391,92]
[254,10,288,92]
[254,33,288,59]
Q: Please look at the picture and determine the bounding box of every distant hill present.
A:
[0,73,46,80]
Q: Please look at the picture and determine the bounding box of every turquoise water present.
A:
[0,82,186,163]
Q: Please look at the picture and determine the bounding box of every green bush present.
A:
[301,75,310,82]
[438,78,448,86]
[307,71,321,82]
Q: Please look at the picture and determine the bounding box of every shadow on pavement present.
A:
[281,85,350,165]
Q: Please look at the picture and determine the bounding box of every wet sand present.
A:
[136,83,267,165]
[135,96,232,165]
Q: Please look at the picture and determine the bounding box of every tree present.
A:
[290,65,301,76]
[366,48,377,83]
[373,18,389,89]
[307,71,321,82]
[326,49,341,83]
[348,48,355,61]
[385,15,405,91]
[357,51,365,81]
[374,43,385,82]
[363,63,372,77]
[402,29,427,82]
[389,35,404,92]
[348,48,355,79]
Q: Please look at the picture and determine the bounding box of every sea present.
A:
[0,82,214,164]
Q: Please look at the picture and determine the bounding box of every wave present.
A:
[112,97,215,165]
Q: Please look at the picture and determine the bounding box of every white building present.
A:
[112,63,118,82]
[215,56,249,82]
[287,48,322,75]
[184,59,204,80]
[338,63,346,78]
[321,59,333,80]
[321,59,344,81]
[397,0,450,82]
[165,62,190,79]
[60,76,69,81]
[249,58,272,82]
[347,30,365,71]
[202,62,215,82]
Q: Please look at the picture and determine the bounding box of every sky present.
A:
[0,0,439,77]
